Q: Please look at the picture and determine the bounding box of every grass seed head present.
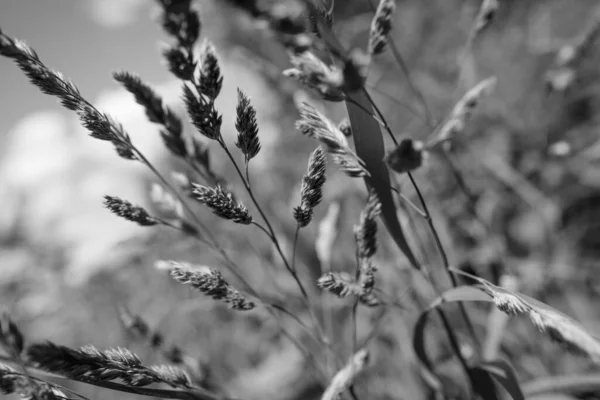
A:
[369,0,396,55]
[296,103,369,177]
[103,196,158,226]
[192,184,252,224]
[163,46,196,81]
[235,89,261,161]
[354,191,382,260]
[165,261,255,310]
[197,40,223,100]
[317,272,361,298]
[285,52,346,102]
[182,84,223,140]
[295,146,327,227]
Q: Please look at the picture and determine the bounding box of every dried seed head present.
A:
[197,41,223,100]
[432,77,496,145]
[165,261,255,310]
[369,0,396,55]
[163,46,196,81]
[192,184,252,224]
[0,313,24,355]
[235,89,261,161]
[474,0,499,34]
[293,206,313,228]
[27,342,163,387]
[150,365,192,387]
[0,364,64,399]
[295,146,327,227]
[182,84,222,140]
[317,272,361,298]
[285,52,346,102]
[492,292,529,316]
[296,103,369,177]
[359,292,380,307]
[114,71,187,158]
[322,349,370,400]
[0,34,83,111]
[354,191,382,260]
[385,138,426,173]
[103,196,157,226]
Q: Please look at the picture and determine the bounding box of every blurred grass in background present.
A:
[2,0,600,399]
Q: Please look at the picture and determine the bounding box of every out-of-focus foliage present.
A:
[2,1,600,399]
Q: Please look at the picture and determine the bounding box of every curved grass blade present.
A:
[346,91,421,269]
[306,1,421,270]
[451,268,600,362]
[469,366,500,400]
[476,360,525,400]
[413,286,491,372]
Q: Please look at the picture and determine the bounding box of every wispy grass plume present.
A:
[163,261,255,310]
[369,0,396,55]
[235,89,261,161]
[296,103,369,177]
[114,71,188,158]
[294,146,327,227]
[103,196,158,226]
[192,184,252,224]
[27,342,190,387]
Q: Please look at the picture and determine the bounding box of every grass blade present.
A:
[346,91,420,269]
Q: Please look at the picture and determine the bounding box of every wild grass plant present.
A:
[1,1,600,400]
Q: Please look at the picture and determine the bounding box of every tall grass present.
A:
[1,1,600,400]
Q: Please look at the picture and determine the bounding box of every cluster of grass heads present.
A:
[2,1,600,399]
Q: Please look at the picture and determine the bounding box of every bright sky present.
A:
[0,0,168,135]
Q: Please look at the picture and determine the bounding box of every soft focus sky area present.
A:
[0,0,282,284]
[0,0,166,133]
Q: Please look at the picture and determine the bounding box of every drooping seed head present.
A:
[317,272,361,298]
[165,261,255,310]
[369,0,396,55]
[192,184,252,224]
[103,196,157,226]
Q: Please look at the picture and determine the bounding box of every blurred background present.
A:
[2,0,600,399]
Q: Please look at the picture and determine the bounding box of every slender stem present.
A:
[218,139,334,360]
[390,186,427,217]
[407,172,480,348]
[367,0,434,126]
[219,141,312,301]
[363,88,480,348]
[291,224,301,274]
[436,309,475,389]
[251,221,273,239]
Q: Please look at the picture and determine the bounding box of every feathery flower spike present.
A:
[103,196,157,226]
[192,184,252,224]
[235,89,261,161]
